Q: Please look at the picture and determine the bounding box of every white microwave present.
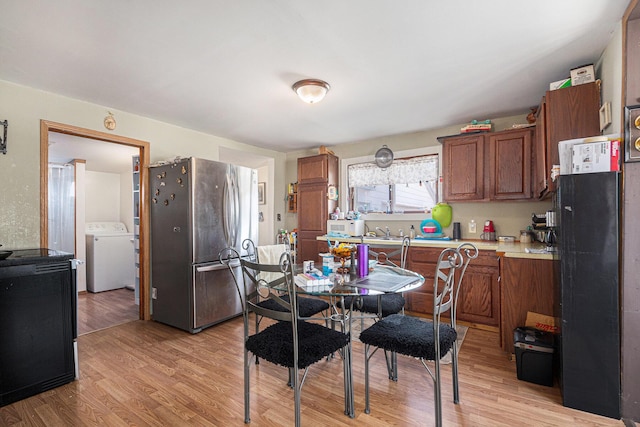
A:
[327,219,365,236]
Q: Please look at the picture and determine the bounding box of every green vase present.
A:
[431,203,452,228]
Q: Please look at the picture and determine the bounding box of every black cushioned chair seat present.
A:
[359,313,457,360]
[246,320,350,369]
[341,294,405,317]
[257,295,329,318]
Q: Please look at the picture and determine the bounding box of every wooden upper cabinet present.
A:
[441,128,534,202]
[532,82,600,198]
[297,154,338,184]
[488,128,533,200]
[442,134,485,201]
[296,153,339,263]
[544,82,601,191]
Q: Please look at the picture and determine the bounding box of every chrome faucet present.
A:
[375,226,391,239]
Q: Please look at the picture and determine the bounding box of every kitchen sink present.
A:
[364,236,406,241]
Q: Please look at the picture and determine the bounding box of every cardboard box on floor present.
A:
[525,311,559,334]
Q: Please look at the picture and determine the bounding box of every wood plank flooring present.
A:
[77,288,139,336]
[0,314,625,426]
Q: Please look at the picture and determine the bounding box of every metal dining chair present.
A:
[243,239,330,334]
[359,243,478,427]
[219,247,351,427]
[339,236,411,318]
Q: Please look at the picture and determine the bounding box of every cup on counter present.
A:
[520,230,532,243]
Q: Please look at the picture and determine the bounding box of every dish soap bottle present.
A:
[409,225,416,239]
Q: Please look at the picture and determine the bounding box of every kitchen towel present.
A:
[257,244,288,283]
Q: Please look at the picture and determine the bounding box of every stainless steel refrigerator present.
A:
[556,172,620,419]
[150,157,257,333]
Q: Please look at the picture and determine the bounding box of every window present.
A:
[348,155,438,214]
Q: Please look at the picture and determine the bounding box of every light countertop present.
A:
[319,235,554,260]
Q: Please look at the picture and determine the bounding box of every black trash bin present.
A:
[514,326,555,386]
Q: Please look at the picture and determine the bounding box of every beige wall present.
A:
[0,79,286,249]
[596,21,623,135]
[85,171,122,223]
[284,113,552,238]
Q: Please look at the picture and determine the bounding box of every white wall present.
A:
[257,165,274,246]
[85,171,121,223]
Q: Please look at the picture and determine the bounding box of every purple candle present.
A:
[357,244,369,277]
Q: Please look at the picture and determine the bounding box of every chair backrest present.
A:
[219,244,298,325]
[365,236,411,269]
[432,243,478,326]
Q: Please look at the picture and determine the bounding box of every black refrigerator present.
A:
[556,172,620,419]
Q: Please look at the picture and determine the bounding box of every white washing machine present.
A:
[85,222,135,293]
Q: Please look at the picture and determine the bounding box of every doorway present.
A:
[39,120,151,321]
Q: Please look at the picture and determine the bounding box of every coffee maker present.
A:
[531,211,556,247]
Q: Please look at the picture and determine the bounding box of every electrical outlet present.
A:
[152,287,157,299]
[468,220,477,234]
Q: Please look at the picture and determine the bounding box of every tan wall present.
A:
[284,113,552,238]
[0,79,286,248]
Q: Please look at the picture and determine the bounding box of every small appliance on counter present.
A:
[531,211,556,244]
[532,212,548,242]
[480,220,496,241]
[326,219,364,237]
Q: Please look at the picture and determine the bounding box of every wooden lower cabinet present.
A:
[500,256,555,353]
[405,247,500,327]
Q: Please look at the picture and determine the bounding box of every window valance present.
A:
[347,155,438,187]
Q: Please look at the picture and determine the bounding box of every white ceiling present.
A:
[1,1,629,153]
[48,133,139,173]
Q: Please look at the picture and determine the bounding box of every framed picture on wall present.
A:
[258,182,266,204]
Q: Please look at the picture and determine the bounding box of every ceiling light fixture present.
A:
[292,79,330,104]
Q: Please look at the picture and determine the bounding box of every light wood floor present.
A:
[77,288,139,336]
[0,313,625,427]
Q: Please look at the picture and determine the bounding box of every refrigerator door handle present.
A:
[223,176,231,245]
[196,261,239,273]
[232,173,240,245]
[227,169,240,247]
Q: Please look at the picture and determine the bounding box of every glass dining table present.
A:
[288,263,425,418]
